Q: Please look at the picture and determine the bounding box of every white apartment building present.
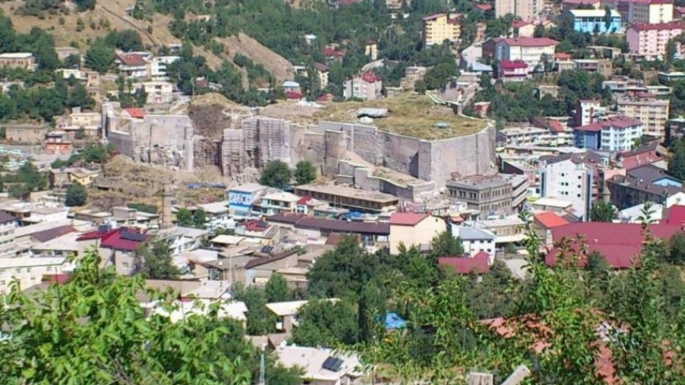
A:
[343,72,383,101]
[496,0,543,21]
[576,99,602,126]
[539,155,593,221]
[149,56,180,78]
[140,81,175,104]
[616,96,670,139]
[495,38,559,69]
[0,213,16,258]
[0,257,71,294]
[500,126,555,147]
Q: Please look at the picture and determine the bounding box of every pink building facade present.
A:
[627,22,685,60]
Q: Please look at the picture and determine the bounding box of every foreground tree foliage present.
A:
[0,252,252,385]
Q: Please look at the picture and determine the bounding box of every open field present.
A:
[312,95,486,140]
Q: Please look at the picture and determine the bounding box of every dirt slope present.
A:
[0,0,292,79]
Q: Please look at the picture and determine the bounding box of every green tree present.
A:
[176,208,194,227]
[232,285,276,336]
[258,160,292,189]
[84,39,114,73]
[65,182,87,207]
[307,235,380,299]
[75,127,86,140]
[590,201,615,222]
[134,238,180,279]
[669,140,685,180]
[669,233,685,264]
[292,299,360,347]
[192,208,207,229]
[358,279,386,343]
[74,0,96,12]
[82,142,108,163]
[67,82,95,110]
[603,6,613,31]
[0,251,251,384]
[430,230,463,259]
[293,160,317,185]
[265,273,291,303]
[666,39,678,63]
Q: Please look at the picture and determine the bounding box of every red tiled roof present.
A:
[501,37,559,47]
[244,220,270,232]
[296,196,313,205]
[546,222,684,268]
[361,71,380,83]
[438,252,489,274]
[555,52,572,60]
[548,120,565,133]
[316,94,331,102]
[500,60,528,70]
[534,212,569,229]
[42,273,70,285]
[285,91,303,99]
[389,212,430,226]
[667,205,685,225]
[475,3,492,10]
[574,117,642,132]
[324,47,345,58]
[562,0,600,3]
[630,22,685,32]
[366,40,377,45]
[79,227,151,251]
[124,108,145,119]
[512,20,531,28]
[116,53,147,66]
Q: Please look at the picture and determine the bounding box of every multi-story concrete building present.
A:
[343,72,383,100]
[564,9,621,34]
[627,22,685,60]
[574,59,613,77]
[498,60,528,81]
[573,117,644,152]
[500,126,553,146]
[608,164,683,209]
[0,53,36,71]
[0,213,16,258]
[422,13,461,46]
[576,99,602,127]
[605,0,674,25]
[0,257,70,293]
[149,56,180,78]
[493,38,559,69]
[140,81,174,104]
[538,154,594,221]
[313,62,330,88]
[616,96,670,139]
[114,52,149,78]
[445,174,529,216]
[495,0,543,21]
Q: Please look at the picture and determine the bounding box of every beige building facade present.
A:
[388,213,446,254]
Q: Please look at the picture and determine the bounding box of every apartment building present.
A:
[498,60,528,81]
[0,53,36,71]
[574,59,613,77]
[445,174,529,216]
[627,22,685,60]
[0,257,70,294]
[422,13,461,46]
[493,38,559,69]
[114,52,149,78]
[140,81,174,104]
[616,96,670,139]
[313,62,330,88]
[500,126,553,146]
[0,213,16,258]
[343,72,383,100]
[576,99,602,126]
[495,0,543,21]
[149,56,179,78]
[564,9,621,34]
[538,154,594,221]
[605,0,674,24]
[608,164,683,209]
[573,117,644,152]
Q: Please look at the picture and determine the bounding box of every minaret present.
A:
[161,184,173,229]
[602,180,611,203]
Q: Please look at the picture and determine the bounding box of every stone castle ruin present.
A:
[102,98,496,200]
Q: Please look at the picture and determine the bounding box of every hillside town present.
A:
[5,0,685,383]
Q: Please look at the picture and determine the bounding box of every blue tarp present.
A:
[383,313,407,330]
